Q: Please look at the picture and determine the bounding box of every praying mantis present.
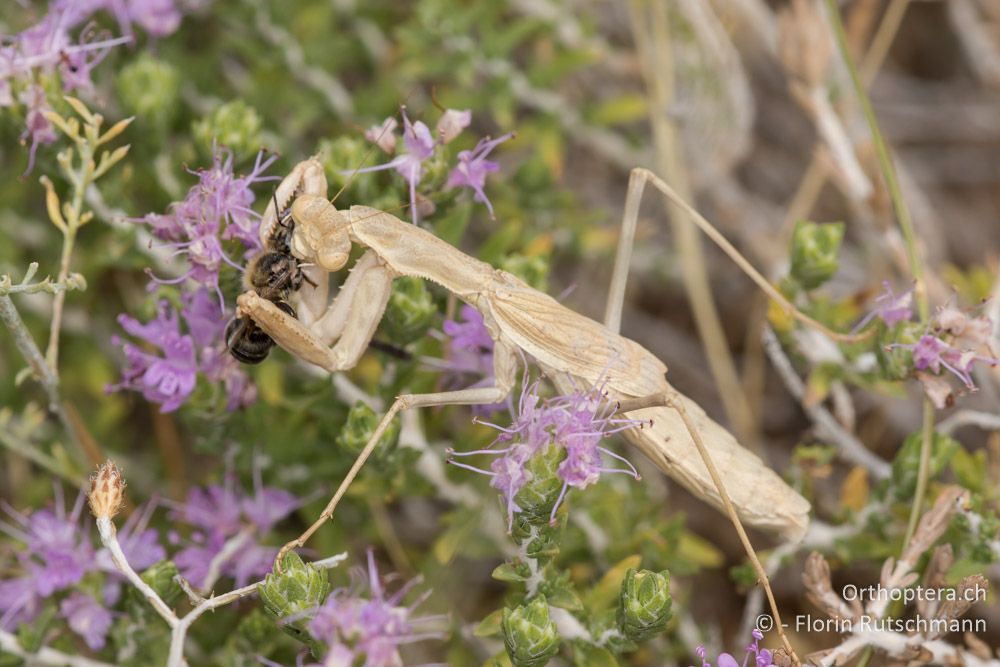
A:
[238,154,837,660]
[238,156,819,552]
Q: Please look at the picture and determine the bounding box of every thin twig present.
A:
[0,629,114,667]
[198,527,254,595]
[96,509,347,667]
[0,295,89,463]
[939,409,1000,436]
[763,326,891,479]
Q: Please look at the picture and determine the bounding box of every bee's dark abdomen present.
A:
[226,317,274,364]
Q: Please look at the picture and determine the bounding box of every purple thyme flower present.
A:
[892,333,998,391]
[435,108,471,144]
[693,630,773,667]
[852,281,914,332]
[18,84,57,175]
[60,592,113,651]
[305,549,443,666]
[125,0,183,37]
[448,375,644,528]
[886,299,998,406]
[110,292,256,412]
[1,0,198,172]
[0,487,93,610]
[0,488,164,649]
[365,116,399,153]
[354,108,438,224]
[445,132,514,219]
[113,148,275,413]
[139,147,276,302]
[167,468,302,589]
[441,305,496,413]
[109,301,198,412]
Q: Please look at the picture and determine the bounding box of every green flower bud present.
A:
[335,401,400,459]
[500,253,549,292]
[117,55,179,125]
[141,560,184,607]
[617,568,672,642]
[512,445,566,527]
[382,276,437,345]
[502,595,561,667]
[789,220,844,290]
[193,99,263,160]
[258,552,330,620]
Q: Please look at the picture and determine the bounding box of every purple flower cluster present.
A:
[692,630,774,667]
[0,487,164,650]
[448,376,644,528]
[302,549,443,667]
[888,301,998,407]
[110,148,277,413]
[852,281,914,332]
[142,147,277,300]
[440,304,504,416]
[166,468,301,590]
[2,0,191,172]
[357,107,513,224]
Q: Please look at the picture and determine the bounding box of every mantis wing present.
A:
[486,280,666,397]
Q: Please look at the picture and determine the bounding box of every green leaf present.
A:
[950,446,987,494]
[589,94,648,126]
[476,609,505,637]
[493,561,531,582]
[585,555,641,610]
[572,643,620,667]
[891,431,960,500]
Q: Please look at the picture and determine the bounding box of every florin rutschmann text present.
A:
[795,615,986,634]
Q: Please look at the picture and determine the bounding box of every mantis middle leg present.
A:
[276,339,518,565]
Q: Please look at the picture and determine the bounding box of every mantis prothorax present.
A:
[240,157,817,661]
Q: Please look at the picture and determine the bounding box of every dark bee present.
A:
[226,199,312,364]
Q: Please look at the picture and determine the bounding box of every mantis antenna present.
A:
[329,88,420,208]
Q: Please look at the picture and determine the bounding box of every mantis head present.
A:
[290,193,352,272]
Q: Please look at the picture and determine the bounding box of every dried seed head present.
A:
[88,460,126,519]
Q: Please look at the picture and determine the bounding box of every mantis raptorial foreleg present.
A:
[236,249,393,372]
[274,339,519,564]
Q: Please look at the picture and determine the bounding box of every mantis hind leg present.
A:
[275,340,518,566]
[603,167,760,442]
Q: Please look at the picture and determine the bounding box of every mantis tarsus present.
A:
[239,157,816,660]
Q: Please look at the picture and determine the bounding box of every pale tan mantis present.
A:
[238,155,852,661]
